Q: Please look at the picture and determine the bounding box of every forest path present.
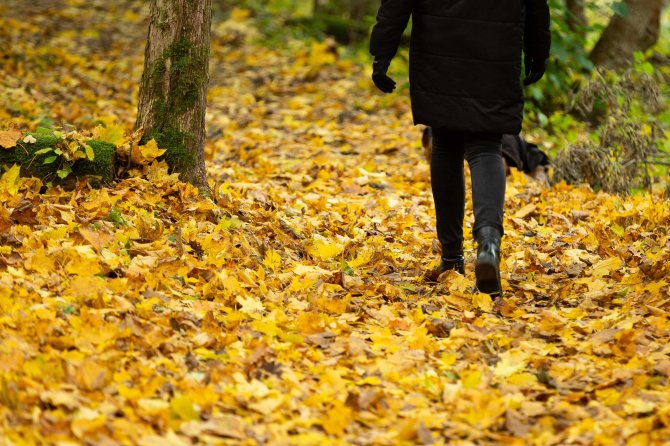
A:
[0,3,669,444]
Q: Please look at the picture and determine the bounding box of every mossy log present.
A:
[0,128,115,187]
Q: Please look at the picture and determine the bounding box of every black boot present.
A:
[425,254,465,282]
[475,227,502,296]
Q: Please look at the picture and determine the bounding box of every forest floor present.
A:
[1,1,669,445]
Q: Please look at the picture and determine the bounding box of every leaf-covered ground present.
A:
[1,2,669,445]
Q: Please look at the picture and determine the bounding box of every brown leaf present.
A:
[0,129,21,149]
[426,318,455,338]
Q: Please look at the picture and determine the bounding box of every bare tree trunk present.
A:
[589,0,665,69]
[136,0,212,193]
[566,0,587,39]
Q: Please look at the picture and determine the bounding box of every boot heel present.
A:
[474,226,503,297]
[475,261,501,295]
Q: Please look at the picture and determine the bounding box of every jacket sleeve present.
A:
[369,0,413,60]
[524,0,551,61]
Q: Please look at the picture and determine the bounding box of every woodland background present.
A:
[0,0,669,445]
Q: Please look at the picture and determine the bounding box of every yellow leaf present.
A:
[623,398,656,415]
[251,319,279,337]
[322,402,352,436]
[441,352,457,367]
[356,376,382,386]
[507,372,538,387]
[40,390,81,410]
[396,419,434,444]
[249,395,284,415]
[595,388,621,406]
[71,408,106,439]
[493,350,528,378]
[118,385,143,401]
[25,248,56,275]
[170,394,200,421]
[369,326,397,353]
[231,7,251,21]
[65,246,103,276]
[68,275,106,299]
[138,432,191,446]
[472,293,493,312]
[93,124,126,147]
[591,256,623,278]
[0,164,22,195]
[138,398,170,413]
[75,360,110,391]
[263,250,281,272]
[309,241,343,261]
[85,144,95,161]
[131,138,166,165]
[461,369,482,389]
[514,204,536,219]
[137,214,164,241]
[237,295,264,314]
[348,249,373,268]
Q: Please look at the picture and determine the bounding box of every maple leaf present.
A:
[92,123,126,147]
[263,250,281,272]
[131,138,166,165]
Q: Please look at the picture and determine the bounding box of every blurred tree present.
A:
[136,0,212,193]
[310,0,377,43]
[566,0,587,39]
[590,0,666,68]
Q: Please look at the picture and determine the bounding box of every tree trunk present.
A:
[566,0,587,39]
[589,0,665,69]
[136,0,212,193]
[348,0,375,42]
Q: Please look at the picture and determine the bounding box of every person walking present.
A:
[370,0,550,297]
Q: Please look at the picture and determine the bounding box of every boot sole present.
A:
[475,260,502,296]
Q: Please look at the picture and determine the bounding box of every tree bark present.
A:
[589,0,665,69]
[566,0,587,39]
[136,0,212,193]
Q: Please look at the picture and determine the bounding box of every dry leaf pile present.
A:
[1,2,669,445]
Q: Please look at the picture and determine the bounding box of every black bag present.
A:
[501,134,550,175]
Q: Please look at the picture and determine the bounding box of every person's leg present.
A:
[426,128,466,278]
[464,133,505,237]
[464,133,505,295]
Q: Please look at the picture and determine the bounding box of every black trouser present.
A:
[430,129,505,258]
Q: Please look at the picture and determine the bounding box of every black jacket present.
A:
[370,0,551,134]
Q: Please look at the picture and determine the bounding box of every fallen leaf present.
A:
[0,129,21,149]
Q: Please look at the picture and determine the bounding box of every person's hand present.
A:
[523,58,546,86]
[372,58,396,93]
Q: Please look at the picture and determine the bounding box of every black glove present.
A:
[372,58,396,93]
[523,58,546,86]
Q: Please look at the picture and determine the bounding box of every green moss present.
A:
[147,126,196,172]
[73,140,116,186]
[143,37,206,173]
[163,38,206,114]
[162,136,194,170]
